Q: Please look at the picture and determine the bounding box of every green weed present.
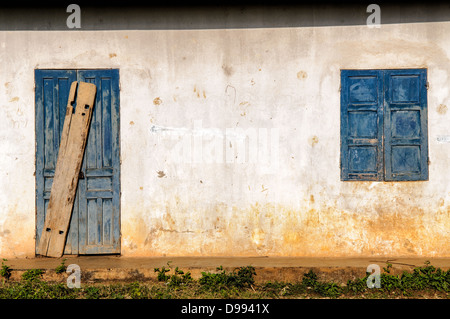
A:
[300,269,343,298]
[198,266,256,292]
[154,263,171,282]
[345,276,368,294]
[0,259,11,280]
[21,269,44,282]
[83,286,102,299]
[262,281,306,297]
[154,261,193,289]
[55,258,67,274]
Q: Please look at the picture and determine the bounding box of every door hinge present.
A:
[426,82,429,90]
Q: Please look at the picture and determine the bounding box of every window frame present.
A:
[340,68,429,182]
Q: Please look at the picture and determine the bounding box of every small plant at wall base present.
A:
[0,259,11,280]
[154,261,193,288]
[198,265,257,292]
[167,267,193,288]
[55,259,67,274]
[154,264,171,282]
[21,269,44,282]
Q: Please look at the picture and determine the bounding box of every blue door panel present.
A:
[35,69,120,255]
[35,70,80,254]
[77,69,120,254]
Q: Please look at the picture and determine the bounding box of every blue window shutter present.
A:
[384,69,428,181]
[341,70,384,181]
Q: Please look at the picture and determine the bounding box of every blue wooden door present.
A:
[35,69,120,255]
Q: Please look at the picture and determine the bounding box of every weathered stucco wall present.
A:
[0,21,449,257]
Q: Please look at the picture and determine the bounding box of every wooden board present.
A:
[38,81,97,257]
[59,82,77,164]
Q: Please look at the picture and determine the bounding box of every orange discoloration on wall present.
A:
[120,196,450,257]
[0,207,35,257]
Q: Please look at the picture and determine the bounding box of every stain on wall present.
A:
[308,135,319,147]
[153,97,162,105]
[437,103,448,114]
[297,70,308,79]
[222,64,234,77]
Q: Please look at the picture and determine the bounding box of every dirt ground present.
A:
[4,256,450,284]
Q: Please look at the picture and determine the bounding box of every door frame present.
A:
[34,68,121,255]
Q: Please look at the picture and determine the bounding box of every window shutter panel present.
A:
[341,70,384,181]
[384,69,428,181]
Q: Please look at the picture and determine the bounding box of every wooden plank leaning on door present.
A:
[38,81,97,257]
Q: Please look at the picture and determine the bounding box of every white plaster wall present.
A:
[0,22,449,257]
